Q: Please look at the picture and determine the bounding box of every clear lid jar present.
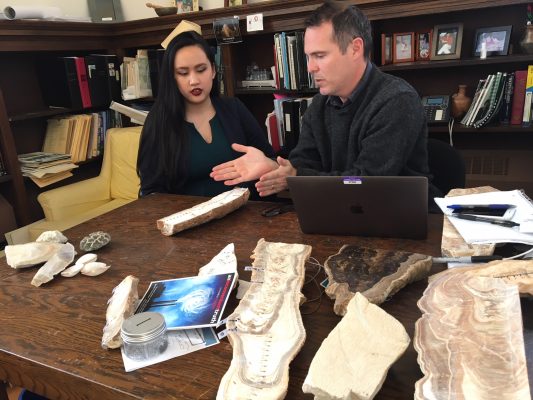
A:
[121,312,168,361]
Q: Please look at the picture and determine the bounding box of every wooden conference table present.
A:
[0,193,456,399]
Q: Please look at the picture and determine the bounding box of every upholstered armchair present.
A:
[28,126,142,240]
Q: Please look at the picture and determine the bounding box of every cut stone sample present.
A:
[441,186,496,257]
[5,242,64,269]
[415,260,533,400]
[198,243,237,277]
[303,293,410,400]
[324,245,432,316]
[102,275,139,349]
[31,243,76,287]
[217,239,311,400]
[35,230,68,243]
[157,188,249,236]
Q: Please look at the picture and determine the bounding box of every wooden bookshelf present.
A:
[0,0,532,228]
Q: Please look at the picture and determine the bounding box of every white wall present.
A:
[1,0,271,21]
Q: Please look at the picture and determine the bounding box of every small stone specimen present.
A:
[61,253,98,277]
[441,187,497,257]
[217,239,311,400]
[324,245,432,316]
[198,243,238,277]
[80,231,111,252]
[81,261,110,276]
[5,242,64,269]
[157,188,249,236]
[31,243,76,287]
[414,260,533,400]
[35,230,68,243]
[303,293,410,400]
[102,275,139,349]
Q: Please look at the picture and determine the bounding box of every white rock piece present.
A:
[198,243,238,277]
[81,261,110,276]
[61,253,98,277]
[303,293,410,400]
[5,242,64,269]
[31,243,76,287]
[35,230,68,243]
[157,188,249,236]
[102,275,139,349]
[61,262,85,278]
[217,239,311,400]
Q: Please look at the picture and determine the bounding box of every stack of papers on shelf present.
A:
[18,152,78,188]
[435,190,533,245]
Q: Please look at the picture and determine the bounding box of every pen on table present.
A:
[450,213,520,227]
[447,204,515,210]
[433,255,503,264]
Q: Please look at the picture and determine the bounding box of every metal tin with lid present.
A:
[121,312,168,361]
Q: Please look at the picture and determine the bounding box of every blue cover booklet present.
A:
[135,273,236,330]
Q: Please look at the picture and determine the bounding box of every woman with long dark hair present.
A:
[137,30,274,197]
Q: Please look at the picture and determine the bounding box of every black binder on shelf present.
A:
[85,55,112,107]
[87,54,121,103]
[37,57,83,109]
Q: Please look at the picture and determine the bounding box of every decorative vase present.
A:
[520,23,533,54]
[451,85,472,119]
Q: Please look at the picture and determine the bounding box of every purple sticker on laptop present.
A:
[343,177,362,185]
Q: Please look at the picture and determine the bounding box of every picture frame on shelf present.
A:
[431,23,463,60]
[224,0,247,6]
[177,0,199,12]
[415,31,432,61]
[473,25,512,57]
[392,32,415,63]
[381,33,392,65]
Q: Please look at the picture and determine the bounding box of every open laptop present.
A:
[286,176,428,239]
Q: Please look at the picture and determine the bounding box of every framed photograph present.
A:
[224,0,247,6]
[431,23,463,60]
[176,0,199,12]
[381,33,392,65]
[392,32,415,63]
[473,25,512,57]
[416,31,432,61]
[213,16,243,44]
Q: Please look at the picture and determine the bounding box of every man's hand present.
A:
[256,157,296,196]
[210,143,278,186]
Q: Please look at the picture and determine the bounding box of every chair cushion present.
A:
[108,126,142,200]
[29,198,134,241]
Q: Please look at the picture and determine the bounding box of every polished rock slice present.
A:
[441,187,496,257]
[157,188,249,236]
[324,245,432,316]
[102,275,139,349]
[415,261,532,400]
[303,293,410,400]
[5,242,64,269]
[217,239,311,400]
[31,243,76,287]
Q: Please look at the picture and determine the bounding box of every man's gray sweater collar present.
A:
[326,62,373,109]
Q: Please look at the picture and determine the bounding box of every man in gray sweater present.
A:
[211,1,438,200]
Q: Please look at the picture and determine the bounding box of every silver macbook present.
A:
[286,176,428,239]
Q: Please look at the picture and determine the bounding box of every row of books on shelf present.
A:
[266,96,313,153]
[461,66,533,128]
[38,54,121,110]
[273,31,316,91]
[42,110,122,164]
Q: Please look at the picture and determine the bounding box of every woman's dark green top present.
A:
[182,116,234,196]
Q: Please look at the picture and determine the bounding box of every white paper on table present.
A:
[121,327,219,372]
[434,190,533,245]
